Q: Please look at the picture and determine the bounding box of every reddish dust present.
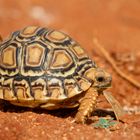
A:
[0,0,140,140]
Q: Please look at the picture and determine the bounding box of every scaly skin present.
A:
[75,87,99,124]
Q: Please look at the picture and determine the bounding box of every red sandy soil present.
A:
[0,0,140,139]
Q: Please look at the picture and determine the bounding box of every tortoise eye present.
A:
[96,76,105,82]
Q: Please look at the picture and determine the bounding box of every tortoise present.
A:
[0,26,123,123]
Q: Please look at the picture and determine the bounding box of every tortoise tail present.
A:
[0,35,3,43]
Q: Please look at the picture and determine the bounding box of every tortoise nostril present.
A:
[96,76,105,82]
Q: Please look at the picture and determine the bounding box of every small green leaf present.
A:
[99,118,108,124]
[93,118,117,129]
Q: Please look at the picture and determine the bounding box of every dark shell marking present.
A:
[0,26,96,108]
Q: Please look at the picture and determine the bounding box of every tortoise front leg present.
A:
[75,87,99,124]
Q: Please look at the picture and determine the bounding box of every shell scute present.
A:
[47,78,67,99]
[47,30,67,41]
[1,46,16,67]
[26,43,45,67]
[50,49,73,69]
[71,45,88,60]
[3,78,16,101]
[14,79,33,101]
[0,43,20,76]
[20,26,40,38]
[44,30,73,47]
[31,78,48,101]
[21,41,50,76]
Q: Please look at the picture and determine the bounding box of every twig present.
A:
[93,38,140,89]
[106,106,140,113]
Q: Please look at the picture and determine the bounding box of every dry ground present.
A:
[0,0,140,139]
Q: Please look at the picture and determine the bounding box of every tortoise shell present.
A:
[0,26,97,109]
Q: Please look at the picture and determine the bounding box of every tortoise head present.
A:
[92,68,112,90]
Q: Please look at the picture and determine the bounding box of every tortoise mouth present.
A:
[93,78,112,90]
[94,83,112,89]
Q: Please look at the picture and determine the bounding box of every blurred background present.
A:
[0,1,140,139]
[0,0,140,52]
[0,0,140,107]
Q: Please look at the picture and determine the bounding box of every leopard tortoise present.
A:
[0,26,112,123]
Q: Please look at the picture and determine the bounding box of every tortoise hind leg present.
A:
[75,87,99,124]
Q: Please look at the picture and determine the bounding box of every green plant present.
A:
[93,118,117,129]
